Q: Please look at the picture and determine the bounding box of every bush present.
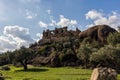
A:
[81,37,92,45]
[50,51,61,67]
[63,41,71,48]
[77,45,92,68]
[90,45,120,69]
[59,49,78,66]
[107,32,120,45]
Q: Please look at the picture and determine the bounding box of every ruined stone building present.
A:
[42,27,80,39]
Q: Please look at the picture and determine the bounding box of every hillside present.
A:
[0,25,120,70]
[28,25,118,67]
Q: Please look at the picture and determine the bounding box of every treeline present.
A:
[0,31,120,70]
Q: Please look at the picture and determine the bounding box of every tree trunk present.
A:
[23,64,28,70]
[20,60,28,70]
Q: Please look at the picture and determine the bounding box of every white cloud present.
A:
[0,36,17,53]
[38,21,48,28]
[46,9,51,14]
[86,10,120,30]
[57,15,70,27]
[57,15,77,27]
[85,10,103,20]
[36,33,43,42]
[36,33,43,39]
[26,15,33,19]
[25,9,37,19]
[71,20,77,25]
[0,25,34,53]
[38,15,78,29]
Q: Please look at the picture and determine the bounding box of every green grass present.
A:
[0,65,120,80]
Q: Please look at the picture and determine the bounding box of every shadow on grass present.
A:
[15,68,48,72]
[56,73,91,76]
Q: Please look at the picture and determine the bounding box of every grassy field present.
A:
[0,65,120,80]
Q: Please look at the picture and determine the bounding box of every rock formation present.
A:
[90,67,117,80]
[42,27,80,39]
[38,27,81,46]
[79,25,116,44]
[30,25,117,48]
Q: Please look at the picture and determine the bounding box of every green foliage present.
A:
[14,46,33,61]
[59,49,77,66]
[50,51,61,67]
[77,45,92,68]
[63,41,71,48]
[91,40,101,48]
[38,46,46,56]
[107,32,120,45]
[0,51,13,66]
[81,37,92,45]
[13,46,34,70]
[90,45,120,69]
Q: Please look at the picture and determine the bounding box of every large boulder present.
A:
[90,67,117,80]
[79,25,116,45]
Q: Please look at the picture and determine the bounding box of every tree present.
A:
[0,51,13,66]
[77,45,92,68]
[59,49,77,66]
[14,46,34,70]
[90,45,120,69]
[107,32,120,45]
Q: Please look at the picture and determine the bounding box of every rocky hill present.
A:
[30,25,116,49]
[79,25,116,45]
[28,25,117,67]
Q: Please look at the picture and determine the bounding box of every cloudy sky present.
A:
[0,0,120,53]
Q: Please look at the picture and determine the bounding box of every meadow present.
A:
[1,66,120,80]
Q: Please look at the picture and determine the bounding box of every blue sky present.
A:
[0,0,120,53]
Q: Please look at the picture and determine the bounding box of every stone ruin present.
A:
[90,67,117,80]
[42,27,68,39]
[42,27,81,39]
[30,25,116,48]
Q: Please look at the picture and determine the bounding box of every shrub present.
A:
[90,45,120,69]
[81,37,92,45]
[107,32,120,45]
[50,51,61,67]
[59,49,78,66]
[63,41,71,48]
[77,45,92,68]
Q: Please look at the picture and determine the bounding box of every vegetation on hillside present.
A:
[0,25,120,71]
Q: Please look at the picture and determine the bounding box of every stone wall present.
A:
[42,27,80,39]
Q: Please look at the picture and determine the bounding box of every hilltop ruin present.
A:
[42,27,81,39]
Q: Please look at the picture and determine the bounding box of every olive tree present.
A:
[13,46,34,70]
[77,45,92,68]
[90,45,120,69]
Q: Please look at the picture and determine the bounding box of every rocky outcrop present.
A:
[38,27,81,46]
[79,25,116,44]
[42,27,81,39]
[90,67,117,80]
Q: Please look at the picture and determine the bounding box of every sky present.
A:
[0,0,120,53]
